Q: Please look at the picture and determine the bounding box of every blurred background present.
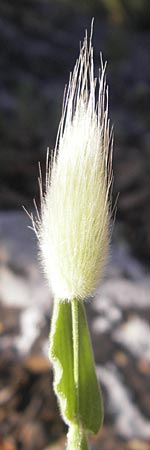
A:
[0,1,150,449]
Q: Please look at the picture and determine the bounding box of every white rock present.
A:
[97,364,150,439]
[113,317,150,361]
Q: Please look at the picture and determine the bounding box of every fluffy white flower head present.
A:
[34,28,113,301]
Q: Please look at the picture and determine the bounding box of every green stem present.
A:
[70,298,89,450]
[67,424,88,450]
[72,298,79,414]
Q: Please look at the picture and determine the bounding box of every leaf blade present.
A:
[49,300,77,424]
[78,300,103,434]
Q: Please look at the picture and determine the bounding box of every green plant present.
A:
[32,25,112,450]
